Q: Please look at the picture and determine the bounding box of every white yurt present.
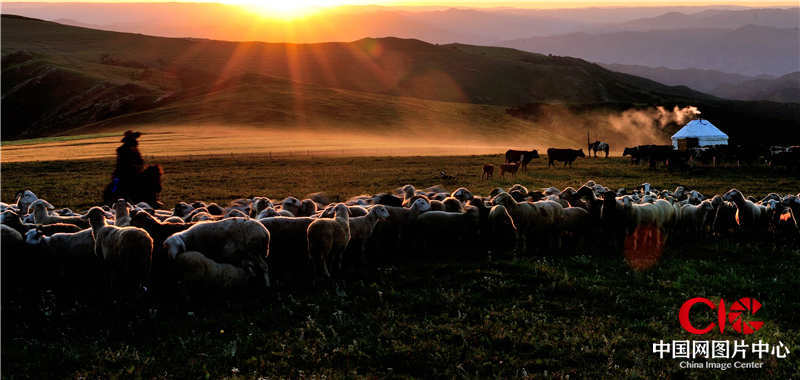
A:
[671,119,728,149]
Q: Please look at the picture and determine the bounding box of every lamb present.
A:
[28,200,89,229]
[307,203,350,278]
[173,251,254,295]
[86,207,153,294]
[341,205,390,271]
[163,217,271,287]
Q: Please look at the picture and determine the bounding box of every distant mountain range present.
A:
[601,64,800,103]
[3,3,797,77]
[2,15,798,146]
[498,25,799,77]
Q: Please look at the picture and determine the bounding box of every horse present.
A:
[588,141,609,158]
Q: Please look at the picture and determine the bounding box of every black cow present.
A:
[623,146,641,164]
[623,145,674,167]
[505,149,540,172]
[546,148,585,167]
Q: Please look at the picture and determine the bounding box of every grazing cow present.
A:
[546,148,585,167]
[500,163,519,178]
[481,164,495,179]
[624,145,674,167]
[505,149,539,164]
[639,145,677,168]
[588,141,609,158]
[623,146,641,164]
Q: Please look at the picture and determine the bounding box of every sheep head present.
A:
[16,189,38,212]
[723,189,743,203]
[298,199,317,217]
[333,203,349,220]
[370,205,390,221]
[85,207,108,230]
[163,234,186,260]
[24,229,44,245]
[451,187,473,202]
[281,196,301,216]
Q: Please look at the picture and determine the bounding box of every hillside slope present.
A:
[1,15,710,140]
[2,15,799,147]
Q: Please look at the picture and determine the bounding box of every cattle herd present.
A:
[1,180,798,309]
[623,144,800,170]
[482,144,799,178]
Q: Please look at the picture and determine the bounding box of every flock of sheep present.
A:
[2,183,799,305]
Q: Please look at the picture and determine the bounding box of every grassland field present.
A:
[2,153,799,378]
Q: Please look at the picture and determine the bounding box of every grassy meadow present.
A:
[2,154,800,378]
[3,153,799,210]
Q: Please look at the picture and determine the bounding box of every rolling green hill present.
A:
[2,14,798,146]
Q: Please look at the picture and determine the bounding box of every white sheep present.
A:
[306,203,350,278]
[723,189,768,234]
[342,205,390,269]
[163,217,271,287]
[86,207,153,293]
[173,251,254,294]
[28,200,89,229]
[677,200,715,239]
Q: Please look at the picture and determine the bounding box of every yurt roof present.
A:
[671,119,728,139]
